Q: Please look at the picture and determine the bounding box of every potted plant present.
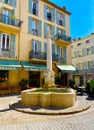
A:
[19,79,29,91]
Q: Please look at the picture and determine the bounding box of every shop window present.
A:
[0,71,8,83]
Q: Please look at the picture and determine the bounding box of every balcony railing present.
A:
[32,29,38,36]
[54,33,71,43]
[0,50,10,57]
[29,51,65,63]
[0,13,22,27]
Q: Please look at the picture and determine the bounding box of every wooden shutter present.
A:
[12,0,17,7]
[52,8,55,22]
[44,43,47,53]
[52,44,55,54]
[56,10,59,24]
[28,16,32,34]
[62,14,65,27]
[52,26,55,40]
[11,34,16,58]
[38,20,42,36]
[44,4,47,19]
[29,0,32,13]
[63,47,67,63]
[32,39,35,51]
[36,0,38,15]
[38,41,41,52]
[44,22,48,37]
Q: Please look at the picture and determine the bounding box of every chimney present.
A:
[72,38,76,42]
[91,33,94,35]
[78,37,81,40]
[62,6,66,10]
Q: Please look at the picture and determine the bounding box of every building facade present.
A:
[71,33,94,86]
[0,0,72,93]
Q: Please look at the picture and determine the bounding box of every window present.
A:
[0,71,8,83]
[2,9,11,24]
[4,0,12,5]
[1,34,10,51]
[86,40,89,43]
[32,19,38,36]
[32,0,38,15]
[46,7,52,21]
[87,48,90,55]
[78,43,81,46]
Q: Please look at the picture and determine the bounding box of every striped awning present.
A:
[0,60,21,70]
[56,64,76,73]
[21,61,47,71]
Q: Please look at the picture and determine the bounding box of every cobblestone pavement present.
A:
[0,94,94,130]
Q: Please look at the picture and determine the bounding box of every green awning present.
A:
[0,60,21,70]
[21,61,47,71]
[56,64,76,73]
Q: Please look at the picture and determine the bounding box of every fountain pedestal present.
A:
[43,31,56,90]
[44,71,56,90]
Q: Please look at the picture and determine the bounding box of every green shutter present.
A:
[11,9,15,16]
[57,46,60,59]
[38,20,42,36]
[63,47,67,63]
[52,26,55,40]
[44,43,47,53]
[52,44,55,54]
[11,34,16,58]
[44,4,47,19]
[28,16,32,34]
[36,0,38,15]
[62,14,65,27]
[38,41,41,52]
[12,0,17,7]
[44,22,48,37]
[56,27,59,34]
[56,10,59,24]
[0,32,2,54]
[8,0,12,6]
[29,0,32,13]
[32,39,35,51]
[52,8,55,22]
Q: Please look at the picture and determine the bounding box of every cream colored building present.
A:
[71,33,94,86]
[0,0,72,92]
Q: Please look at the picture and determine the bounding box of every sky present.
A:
[51,0,94,39]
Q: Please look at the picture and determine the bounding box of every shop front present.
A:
[0,60,21,95]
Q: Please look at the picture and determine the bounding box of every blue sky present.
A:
[51,0,94,39]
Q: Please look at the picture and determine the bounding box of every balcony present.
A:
[0,13,22,32]
[29,51,64,63]
[0,49,10,58]
[32,29,38,36]
[54,33,71,47]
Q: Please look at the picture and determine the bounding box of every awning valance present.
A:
[21,61,47,71]
[0,60,21,70]
[56,64,76,73]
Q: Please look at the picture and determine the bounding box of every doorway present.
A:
[29,71,40,87]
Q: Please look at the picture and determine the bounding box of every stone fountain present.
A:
[21,31,76,108]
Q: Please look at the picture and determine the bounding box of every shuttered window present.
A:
[11,34,16,58]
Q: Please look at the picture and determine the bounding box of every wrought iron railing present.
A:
[0,13,22,27]
[29,51,65,63]
[0,50,10,57]
[54,33,71,42]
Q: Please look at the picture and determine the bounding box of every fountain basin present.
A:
[21,88,76,108]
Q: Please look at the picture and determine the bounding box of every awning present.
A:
[0,60,21,70]
[56,64,76,73]
[21,61,47,71]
